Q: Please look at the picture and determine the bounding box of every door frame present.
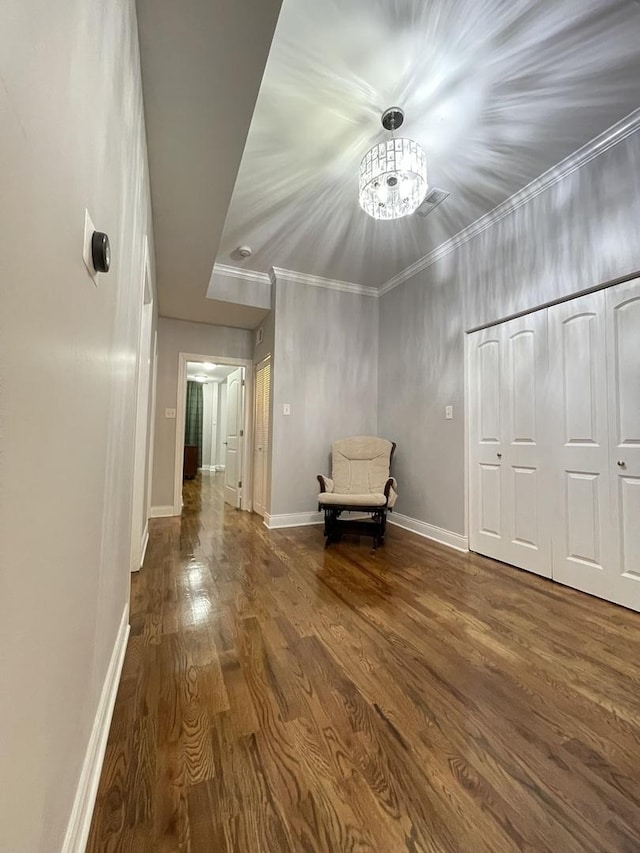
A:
[130,236,154,572]
[173,351,254,516]
[252,355,272,518]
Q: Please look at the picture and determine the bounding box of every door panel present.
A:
[512,466,537,548]
[565,472,603,569]
[469,314,551,575]
[607,280,640,610]
[479,464,502,538]
[549,291,612,598]
[509,330,536,444]
[619,477,640,578]
[479,340,501,442]
[470,330,507,562]
[501,313,551,576]
[224,367,244,508]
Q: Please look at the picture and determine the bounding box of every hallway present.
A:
[87,473,640,852]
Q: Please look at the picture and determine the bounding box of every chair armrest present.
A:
[384,477,397,497]
[317,475,334,493]
[384,477,398,507]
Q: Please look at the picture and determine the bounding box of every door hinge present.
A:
[240,429,244,437]
[238,481,242,488]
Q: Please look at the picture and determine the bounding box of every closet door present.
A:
[469,313,551,576]
[548,291,614,598]
[469,325,508,564]
[607,279,640,611]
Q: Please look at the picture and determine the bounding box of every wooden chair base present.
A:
[320,506,389,550]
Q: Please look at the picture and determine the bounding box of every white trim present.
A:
[272,266,379,298]
[140,524,149,567]
[149,505,177,518]
[174,353,254,516]
[62,605,130,853]
[131,523,150,574]
[388,513,469,552]
[213,262,272,285]
[379,108,640,296]
[264,511,323,529]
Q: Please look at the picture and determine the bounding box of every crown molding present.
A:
[271,266,378,297]
[379,107,640,296]
[213,262,272,285]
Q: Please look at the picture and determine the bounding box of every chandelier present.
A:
[359,107,427,220]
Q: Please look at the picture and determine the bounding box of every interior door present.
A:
[252,358,271,518]
[469,326,508,564]
[224,367,244,508]
[469,313,551,576]
[607,278,640,611]
[548,291,614,598]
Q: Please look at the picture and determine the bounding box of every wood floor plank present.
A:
[87,472,640,852]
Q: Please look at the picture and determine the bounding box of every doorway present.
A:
[173,353,253,516]
[252,356,271,518]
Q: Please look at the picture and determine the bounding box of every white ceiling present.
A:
[136,0,283,328]
[186,362,236,383]
[216,0,640,288]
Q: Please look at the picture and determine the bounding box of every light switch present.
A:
[445,405,453,420]
[283,403,291,416]
[165,408,176,419]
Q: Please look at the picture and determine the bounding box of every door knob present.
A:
[223,441,228,445]
[617,460,626,467]
[496,452,502,459]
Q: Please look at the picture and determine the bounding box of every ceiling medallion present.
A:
[359,107,427,220]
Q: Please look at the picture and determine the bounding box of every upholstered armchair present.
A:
[317,436,397,549]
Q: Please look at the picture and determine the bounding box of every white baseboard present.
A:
[149,505,177,518]
[264,511,323,529]
[388,513,468,552]
[139,524,149,568]
[62,604,130,853]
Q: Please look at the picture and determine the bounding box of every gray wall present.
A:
[0,0,155,849]
[151,317,252,508]
[270,280,379,516]
[379,130,640,536]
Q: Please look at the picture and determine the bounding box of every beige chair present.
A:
[317,436,397,548]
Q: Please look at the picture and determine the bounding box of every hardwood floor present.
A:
[87,472,640,852]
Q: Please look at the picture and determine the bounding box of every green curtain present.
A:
[184,381,204,467]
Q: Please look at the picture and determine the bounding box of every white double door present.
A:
[469,279,640,611]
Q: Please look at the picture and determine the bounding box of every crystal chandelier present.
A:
[359,107,427,220]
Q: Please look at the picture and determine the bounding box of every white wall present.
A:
[379,127,640,536]
[0,0,155,849]
[151,318,252,508]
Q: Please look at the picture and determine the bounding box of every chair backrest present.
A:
[331,436,394,495]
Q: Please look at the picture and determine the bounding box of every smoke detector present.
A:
[238,245,253,258]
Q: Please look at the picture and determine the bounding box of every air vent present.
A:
[415,187,450,217]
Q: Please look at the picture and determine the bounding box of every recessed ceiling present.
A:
[216,0,640,288]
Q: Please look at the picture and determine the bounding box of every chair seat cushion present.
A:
[318,492,387,507]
